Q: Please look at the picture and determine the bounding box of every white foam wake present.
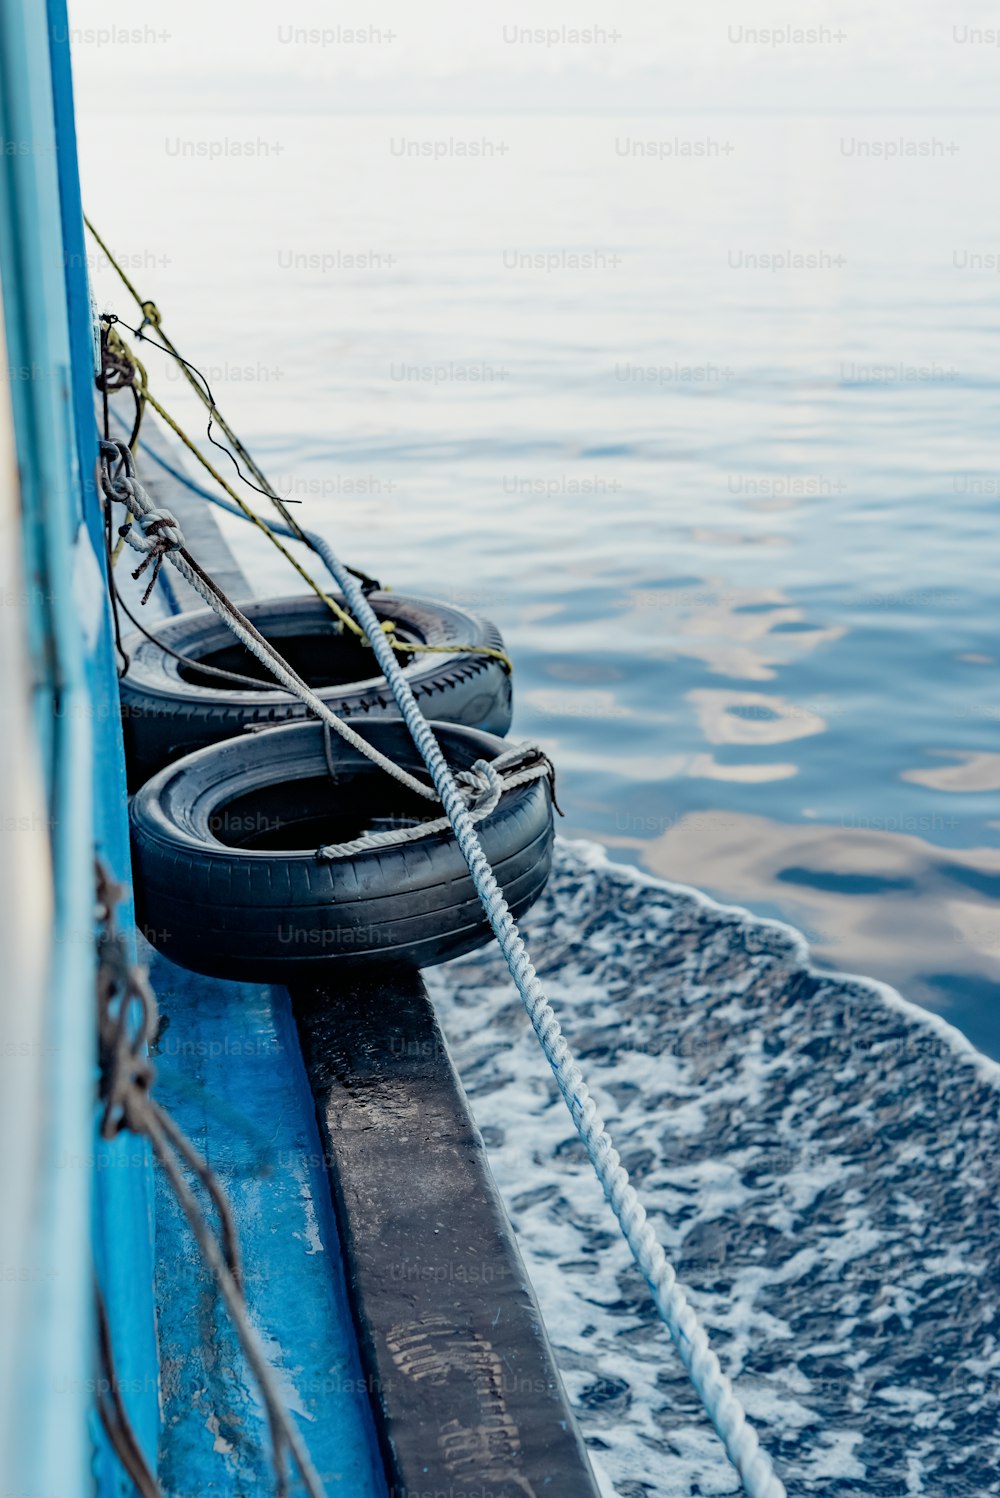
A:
[426,839,1000,1497]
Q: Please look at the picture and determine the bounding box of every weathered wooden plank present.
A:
[293,967,601,1498]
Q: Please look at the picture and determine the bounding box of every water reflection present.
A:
[686,753,798,783]
[687,689,826,745]
[606,811,1000,1055]
[526,687,633,719]
[625,584,845,682]
[903,751,1000,793]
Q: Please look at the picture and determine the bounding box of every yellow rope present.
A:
[106,326,364,635]
[85,215,304,540]
[150,373,511,667]
[91,229,513,673]
[376,621,512,670]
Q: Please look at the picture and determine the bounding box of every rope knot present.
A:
[457,758,504,818]
[139,299,163,330]
[130,507,185,603]
[139,507,185,551]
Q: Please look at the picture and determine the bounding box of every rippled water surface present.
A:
[75,52,1000,1498]
[427,842,1000,1497]
[80,106,1000,1056]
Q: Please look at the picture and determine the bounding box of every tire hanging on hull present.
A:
[130,720,553,981]
[120,593,513,786]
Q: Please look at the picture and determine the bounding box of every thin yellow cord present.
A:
[107,327,363,635]
[377,621,512,671]
[87,214,310,542]
[92,227,513,673]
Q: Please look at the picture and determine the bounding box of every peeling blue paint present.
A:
[148,953,386,1495]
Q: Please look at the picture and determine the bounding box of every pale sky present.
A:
[64,1,999,112]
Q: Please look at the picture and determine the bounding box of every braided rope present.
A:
[102,449,438,804]
[103,439,788,1495]
[305,533,788,1498]
[315,754,551,861]
[136,508,184,549]
[108,407,514,671]
[129,506,186,604]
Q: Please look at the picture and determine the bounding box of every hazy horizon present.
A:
[66,1,1000,113]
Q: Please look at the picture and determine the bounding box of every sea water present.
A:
[78,105,1000,1057]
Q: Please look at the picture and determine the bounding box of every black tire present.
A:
[130,720,553,980]
[120,593,513,787]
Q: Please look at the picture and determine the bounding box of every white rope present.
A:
[304,533,790,1498]
[136,507,184,549]
[104,440,788,1496]
[315,754,551,860]
[104,457,439,804]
